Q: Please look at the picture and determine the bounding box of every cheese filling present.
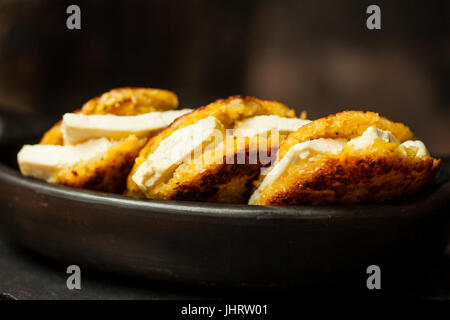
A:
[132,116,224,190]
[17,138,113,182]
[62,109,192,145]
[233,115,310,137]
[400,140,429,158]
[249,126,430,204]
[249,139,346,204]
[348,126,399,149]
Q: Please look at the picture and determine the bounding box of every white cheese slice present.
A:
[17,138,113,182]
[249,139,346,204]
[132,116,224,190]
[348,126,399,150]
[233,115,310,137]
[62,109,192,145]
[400,140,429,158]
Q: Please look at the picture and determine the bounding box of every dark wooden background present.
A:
[0,0,449,154]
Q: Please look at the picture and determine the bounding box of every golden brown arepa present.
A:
[18,87,184,193]
[126,96,308,203]
[250,111,441,205]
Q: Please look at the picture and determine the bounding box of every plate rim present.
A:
[1,161,449,221]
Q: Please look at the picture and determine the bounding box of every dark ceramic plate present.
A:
[0,154,449,289]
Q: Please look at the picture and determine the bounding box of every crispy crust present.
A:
[126,96,294,201]
[171,160,266,204]
[80,87,178,115]
[278,111,414,159]
[258,153,441,205]
[56,135,147,194]
[39,87,178,145]
[40,121,64,145]
[171,136,275,203]
[126,136,275,203]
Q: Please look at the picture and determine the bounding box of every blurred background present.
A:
[0,0,449,154]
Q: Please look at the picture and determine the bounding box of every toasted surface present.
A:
[253,140,441,205]
[127,135,275,203]
[40,121,65,145]
[40,87,179,145]
[56,135,147,194]
[80,87,178,115]
[252,111,439,205]
[278,111,413,159]
[126,96,295,202]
